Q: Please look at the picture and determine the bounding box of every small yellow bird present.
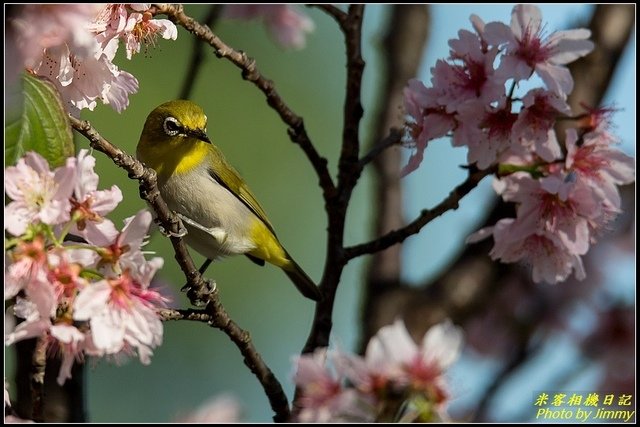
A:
[136,100,320,301]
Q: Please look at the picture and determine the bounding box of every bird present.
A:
[136,100,321,301]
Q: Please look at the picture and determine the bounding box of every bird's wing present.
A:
[207,145,277,236]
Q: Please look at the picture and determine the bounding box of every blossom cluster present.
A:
[402,5,635,283]
[9,4,177,115]
[4,151,168,385]
[7,4,314,116]
[292,319,463,422]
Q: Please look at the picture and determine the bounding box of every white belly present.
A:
[159,168,256,260]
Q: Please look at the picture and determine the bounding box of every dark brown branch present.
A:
[69,116,290,422]
[155,3,336,202]
[298,6,367,359]
[308,4,347,25]
[30,337,47,422]
[179,4,223,100]
[293,8,368,412]
[337,5,366,196]
[345,166,494,260]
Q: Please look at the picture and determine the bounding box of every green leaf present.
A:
[5,73,74,168]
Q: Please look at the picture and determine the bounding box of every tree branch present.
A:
[358,128,402,169]
[309,4,347,25]
[344,166,494,260]
[298,5,367,359]
[337,5,366,197]
[68,116,290,422]
[154,3,336,202]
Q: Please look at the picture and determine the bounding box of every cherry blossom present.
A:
[510,88,570,161]
[483,4,594,97]
[292,349,374,422]
[401,79,456,176]
[70,149,122,243]
[4,152,75,237]
[8,4,178,114]
[73,258,166,363]
[565,128,635,213]
[472,218,587,284]
[10,4,103,70]
[453,98,518,168]
[92,4,178,60]
[223,5,315,50]
[87,209,154,278]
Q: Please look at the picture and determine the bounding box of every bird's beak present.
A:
[190,129,211,144]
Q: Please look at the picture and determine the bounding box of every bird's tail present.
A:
[283,259,321,302]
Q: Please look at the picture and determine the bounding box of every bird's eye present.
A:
[163,117,181,136]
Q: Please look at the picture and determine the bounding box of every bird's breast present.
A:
[160,167,256,259]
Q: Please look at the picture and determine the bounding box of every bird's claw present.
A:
[182,279,217,307]
[157,217,187,238]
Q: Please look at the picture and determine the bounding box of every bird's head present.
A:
[137,100,212,173]
[139,99,211,147]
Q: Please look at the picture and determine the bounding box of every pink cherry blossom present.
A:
[4,287,57,347]
[511,88,570,162]
[34,45,139,115]
[497,171,598,256]
[73,258,167,363]
[292,349,373,422]
[454,98,518,169]
[8,5,143,114]
[70,149,122,242]
[49,324,86,385]
[46,249,89,303]
[122,11,178,59]
[92,5,178,60]
[224,5,315,50]
[367,319,463,408]
[566,129,635,210]
[471,218,587,284]
[577,104,619,146]
[5,236,48,300]
[9,4,103,70]
[401,79,457,176]
[436,30,505,111]
[88,209,153,278]
[484,4,594,97]
[4,152,75,236]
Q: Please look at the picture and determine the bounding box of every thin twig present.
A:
[179,4,223,99]
[154,3,336,202]
[30,337,47,422]
[358,128,402,169]
[344,166,495,260]
[69,116,291,422]
[308,4,347,24]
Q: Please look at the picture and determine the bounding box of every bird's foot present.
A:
[183,278,217,307]
[157,216,187,238]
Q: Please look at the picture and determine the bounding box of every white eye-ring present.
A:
[163,116,181,136]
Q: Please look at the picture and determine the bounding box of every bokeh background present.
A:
[5,4,635,423]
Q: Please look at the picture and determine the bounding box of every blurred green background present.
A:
[73,5,384,422]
